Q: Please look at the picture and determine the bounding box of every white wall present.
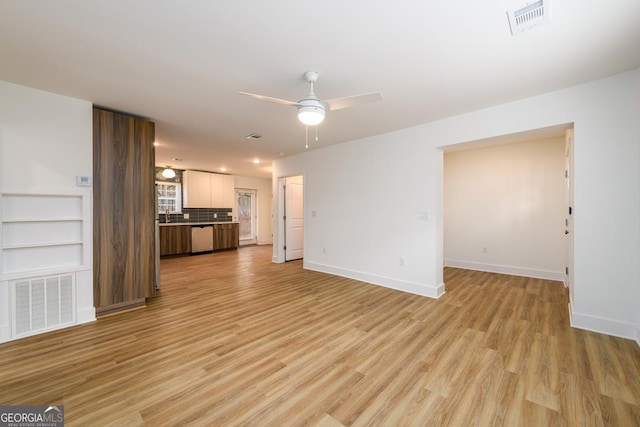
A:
[272,69,640,340]
[0,81,94,343]
[233,175,272,245]
[273,133,444,298]
[444,138,566,280]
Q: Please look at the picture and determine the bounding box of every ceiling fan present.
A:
[239,71,383,127]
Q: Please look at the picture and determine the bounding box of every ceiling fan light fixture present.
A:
[240,70,382,133]
[162,166,176,179]
[297,100,325,126]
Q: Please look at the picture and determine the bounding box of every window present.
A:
[156,182,182,213]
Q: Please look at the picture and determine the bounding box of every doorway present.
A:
[283,175,304,261]
[236,189,257,245]
[442,125,573,282]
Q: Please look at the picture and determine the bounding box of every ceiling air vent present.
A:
[507,0,548,35]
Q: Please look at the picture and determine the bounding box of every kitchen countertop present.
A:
[159,221,239,226]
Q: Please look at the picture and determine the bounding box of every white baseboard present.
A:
[444,259,564,282]
[77,307,96,324]
[0,324,10,344]
[304,261,445,299]
[568,302,638,341]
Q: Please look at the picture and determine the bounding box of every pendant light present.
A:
[161,166,176,179]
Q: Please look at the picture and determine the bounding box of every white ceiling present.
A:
[1,1,639,179]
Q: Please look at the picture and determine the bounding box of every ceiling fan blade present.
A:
[324,91,383,111]
[238,92,300,107]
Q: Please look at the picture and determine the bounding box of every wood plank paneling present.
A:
[93,108,155,313]
[1,245,639,425]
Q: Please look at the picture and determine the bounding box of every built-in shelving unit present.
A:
[1,191,91,339]
[1,193,90,279]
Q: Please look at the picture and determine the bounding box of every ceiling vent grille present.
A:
[507,0,548,35]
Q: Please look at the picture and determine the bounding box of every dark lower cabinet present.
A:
[159,223,238,257]
[159,225,192,256]
[93,108,156,315]
[159,223,237,256]
[214,223,239,251]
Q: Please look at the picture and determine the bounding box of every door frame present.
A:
[564,129,575,300]
[284,175,304,261]
[273,174,305,263]
[235,188,257,245]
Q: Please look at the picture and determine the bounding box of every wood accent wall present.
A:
[93,108,156,314]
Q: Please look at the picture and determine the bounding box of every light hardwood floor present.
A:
[1,245,639,426]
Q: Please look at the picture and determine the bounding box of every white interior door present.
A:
[284,175,304,261]
[565,129,574,299]
[236,189,257,245]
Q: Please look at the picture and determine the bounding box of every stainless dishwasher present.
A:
[191,225,214,254]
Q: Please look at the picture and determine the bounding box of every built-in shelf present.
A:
[2,218,83,223]
[1,192,90,280]
[2,241,84,250]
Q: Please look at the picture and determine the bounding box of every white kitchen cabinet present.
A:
[222,175,235,210]
[210,173,224,208]
[183,170,211,208]
[184,170,234,209]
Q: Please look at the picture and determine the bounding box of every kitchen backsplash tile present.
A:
[161,208,232,224]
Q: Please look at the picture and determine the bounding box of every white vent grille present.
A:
[13,273,75,337]
[507,0,548,35]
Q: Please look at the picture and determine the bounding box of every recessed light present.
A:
[153,141,160,146]
[220,167,227,172]
[253,159,260,164]
[172,158,182,162]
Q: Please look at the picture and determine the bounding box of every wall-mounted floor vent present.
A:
[12,273,75,337]
[507,0,548,35]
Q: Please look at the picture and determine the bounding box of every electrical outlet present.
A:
[482,247,488,254]
[400,256,406,266]
[322,247,326,254]
[183,213,189,219]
